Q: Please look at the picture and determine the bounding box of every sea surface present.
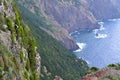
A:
[71,18,120,68]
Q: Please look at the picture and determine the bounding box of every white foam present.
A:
[99,25,105,31]
[95,33,107,39]
[108,19,117,21]
[93,29,98,34]
[93,21,105,34]
[73,43,86,52]
[98,21,104,25]
[108,18,120,21]
[98,21,105,30]
[69,30,78,36]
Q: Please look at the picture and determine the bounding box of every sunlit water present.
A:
[71,19,120,68]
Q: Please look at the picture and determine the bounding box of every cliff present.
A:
[0,0,40,80]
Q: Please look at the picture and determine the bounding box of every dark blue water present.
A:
[71,19,120,68]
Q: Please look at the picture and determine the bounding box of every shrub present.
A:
[11,32,15,44]
[90,67,99,72]
[0,14,5,27]
[6,18,15,44]
[108,64,116,68]
[20,50,24,62]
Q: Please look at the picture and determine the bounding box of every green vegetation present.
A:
[20,50,24,62]
[28,21,88,80]
[108,64,117,68]
[6,18,15,44]
[14,0,89,80]
[90,67,99,72]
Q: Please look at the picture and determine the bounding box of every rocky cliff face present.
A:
[0,0,40,80]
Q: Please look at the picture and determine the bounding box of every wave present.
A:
[108,18,120,21]
[69,30,79,36]
[98,21,104,25]
[73,43,86,52]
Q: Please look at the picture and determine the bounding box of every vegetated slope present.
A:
[21,8,89,80]
[15,1,89,80]
[0,0,40,80]
[83,64,120,80]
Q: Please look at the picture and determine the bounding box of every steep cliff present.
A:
[0,0,40,80]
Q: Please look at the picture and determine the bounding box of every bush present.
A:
[6,18,15,44]
[0,14,5,27]
[108,64,117,68]
[11,32,15,44]
[90,67,99,72]
[20,50,24,62]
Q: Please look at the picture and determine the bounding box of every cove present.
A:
[71,19,120,68]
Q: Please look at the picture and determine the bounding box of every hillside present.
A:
[0,0,40,80]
